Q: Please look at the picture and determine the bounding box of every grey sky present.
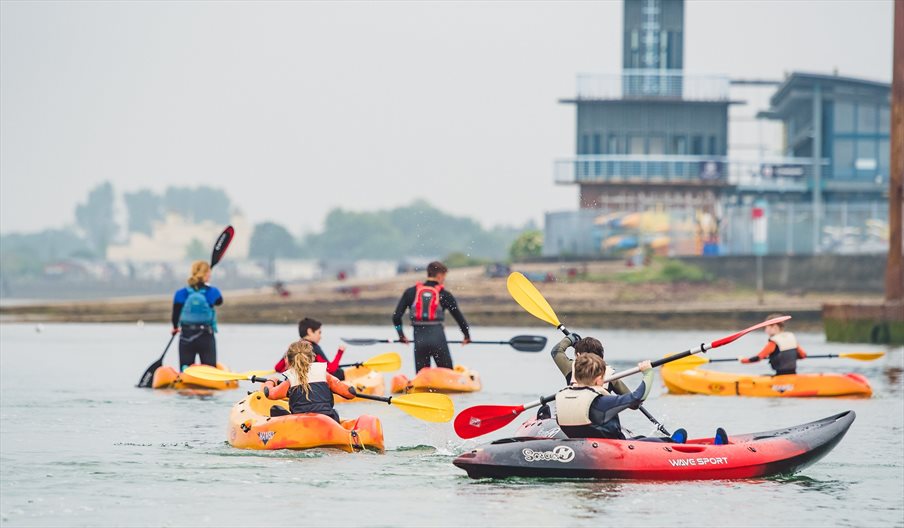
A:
[0,0,894,236]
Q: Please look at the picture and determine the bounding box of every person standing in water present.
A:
[392,261,471,372]
[171,260,223,370]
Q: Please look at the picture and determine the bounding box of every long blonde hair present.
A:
[286,340,315,399]
[187,260,210,289]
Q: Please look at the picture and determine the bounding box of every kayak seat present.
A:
[270,406,290,417]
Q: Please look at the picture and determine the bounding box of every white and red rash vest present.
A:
[411,282,444,323]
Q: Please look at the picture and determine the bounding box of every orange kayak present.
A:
[661,366,872,397]
[335,366,385,403]
[151,364,239,391]
[228,391,384,451]
[391,365,481,394]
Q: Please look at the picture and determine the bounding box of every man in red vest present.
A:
[392,261,471,372]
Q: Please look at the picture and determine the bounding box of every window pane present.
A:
[833,139,854,177]
[649,136,665,155]
[879,105,890,134]
[835,102,854,133]
[708,136,717,155]
[629,136,645,154]
[671,136,687,154]
[592,133,602,154]
[879,139,890,175]
[691,135,703,155]
[857,104,877,134]
[607,135,620,154]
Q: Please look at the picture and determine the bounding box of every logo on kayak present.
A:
[258,431,275,445]
[771,384,794,393]
[708,383,724,393]
[522,446,575,463]
[668,456,728,467]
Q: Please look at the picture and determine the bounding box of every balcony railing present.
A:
[554,155,840,191]
[573,71,731,102]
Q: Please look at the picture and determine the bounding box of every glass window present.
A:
[835,101,854,133]
[671,136,687,155]
[833,139,854,177]
[607,135,620,154]
[708,136,718,155]
[691,135,703,155]
[649,136,665,155]
[629,136,645,154]
[879,105,890,134]
[879,139,890,174]
[580,134,590,155]
[856,139,877,163]
[592,133,602,154]
[857,104,878,134]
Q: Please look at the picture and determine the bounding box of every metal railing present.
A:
[574,71,730,102]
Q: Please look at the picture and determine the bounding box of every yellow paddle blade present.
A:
[182,366,274,381]
[661,353,709,370]
[840,352,885,361]
[361,352,402,373]
[390,393,454,423]
[506,272,561,327]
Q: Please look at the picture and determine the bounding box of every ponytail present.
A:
[286,340,314,399]
[187,260,210,289]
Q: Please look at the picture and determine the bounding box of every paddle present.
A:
[453,315,791,439]
[136,225,235,388]
[340,335,548,353]
[182,365,276,381]
[338,352,402,372]
[505,271,668,434]
[349,392,454,423]
[666,351,886,369]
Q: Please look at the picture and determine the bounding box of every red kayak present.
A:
[453,411,854,480]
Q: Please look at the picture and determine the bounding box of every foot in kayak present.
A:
[714,427,729,445]
[670,428,688,444]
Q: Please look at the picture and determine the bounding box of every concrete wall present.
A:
[678,254,886,293]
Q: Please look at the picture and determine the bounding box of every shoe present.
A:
[670,428,687,444]
[714,427,728,445]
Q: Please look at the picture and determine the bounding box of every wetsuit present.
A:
[741,331,807,375]
[264,363,354,423]
[555,369,654,440]
[392,280,470,372]
[550,336,633,394]
[172,285,223,370]
[274,340,345,381]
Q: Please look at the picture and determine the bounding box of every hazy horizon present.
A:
[0,0,894,237]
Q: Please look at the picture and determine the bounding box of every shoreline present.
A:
[0,266,878,331]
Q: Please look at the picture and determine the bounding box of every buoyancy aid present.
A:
[411,282,444,323]
[768,331,801,374]
[555,385,610,426]
[285,363,335,415]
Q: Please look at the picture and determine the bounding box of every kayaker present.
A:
[392,261,471,372]
[171,260,223,371]
[738,313,807,375]
[263,340,355,422]
[274,317,346,381]
[554,354,697,443]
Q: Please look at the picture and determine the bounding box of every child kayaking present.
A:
[555,354,727,444]
[263,340,356,423]
[274,317,346,381]
[738,313,807,375]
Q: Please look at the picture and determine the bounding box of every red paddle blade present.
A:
[211,225,234,267]
[454,404,526,439]
[711,315,791,348]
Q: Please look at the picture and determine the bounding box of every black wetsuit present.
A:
[392,280,470,372]
[172,287,223,369]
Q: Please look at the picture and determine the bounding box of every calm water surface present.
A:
[1,323,901,527]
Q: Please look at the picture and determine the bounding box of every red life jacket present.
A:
[411,282,444,322]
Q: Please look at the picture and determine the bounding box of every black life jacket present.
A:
[286,363,336,416]
[768,332,800,375]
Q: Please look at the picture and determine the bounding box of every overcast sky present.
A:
[0,0,894,236]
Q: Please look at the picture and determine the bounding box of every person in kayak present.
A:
[274,317,346,380]
[171,260,223,371]
[392,261,471,372]
[263,340,356,422]
[738,313,807,375]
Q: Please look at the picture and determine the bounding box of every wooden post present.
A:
[888,0,904,301]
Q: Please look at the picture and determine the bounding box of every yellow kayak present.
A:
[151,364,239,391]
[391,365,481,394]
[661,366,872,397]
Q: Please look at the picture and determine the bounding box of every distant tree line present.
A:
[1,183,541,278]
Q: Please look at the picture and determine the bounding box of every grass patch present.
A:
[615,259,713,284]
